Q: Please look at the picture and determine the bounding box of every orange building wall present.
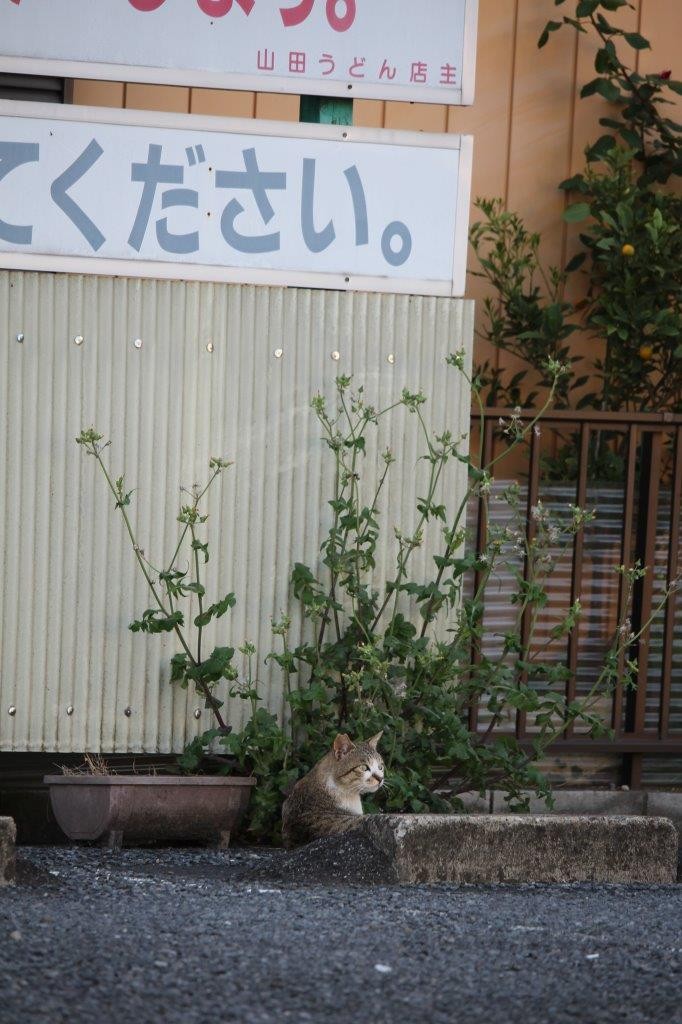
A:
[71,0,682,386]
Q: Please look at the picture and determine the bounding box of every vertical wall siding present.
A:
[0,273,473,752]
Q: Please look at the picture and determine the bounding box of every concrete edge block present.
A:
[361,814,678,885]
[533,790,645,816]
[454,791,491,814]
[648,793,682,834]
[489,789,652,816]
[0,816,16,885]
[487,790,682,843]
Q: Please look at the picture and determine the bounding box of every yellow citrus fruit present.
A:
[622,243,635,257]
[638,344,654,361]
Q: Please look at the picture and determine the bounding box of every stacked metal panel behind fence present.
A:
[469,409,682,784]
[0,271,473,753]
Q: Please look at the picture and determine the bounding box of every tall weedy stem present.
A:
[77,429,235,735]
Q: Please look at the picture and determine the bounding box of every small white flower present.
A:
[618,618,632,640]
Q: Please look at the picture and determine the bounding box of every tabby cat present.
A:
[281,733,384,848]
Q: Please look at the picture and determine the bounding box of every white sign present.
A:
[0,0,479,105]
[0,102,473,296]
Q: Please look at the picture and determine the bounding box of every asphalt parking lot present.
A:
[1,846,680,1024]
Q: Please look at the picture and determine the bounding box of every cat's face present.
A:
[330,733,385,795]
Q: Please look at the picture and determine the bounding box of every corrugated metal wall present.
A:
[0,271,473,752]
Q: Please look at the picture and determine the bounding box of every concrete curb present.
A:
[647,792,682,836]
[458,790,682,837]
[360,814,678,884]
[0,816,16,885]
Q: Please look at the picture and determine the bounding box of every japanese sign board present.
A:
[0,0,479,106]
[0,102,473,297]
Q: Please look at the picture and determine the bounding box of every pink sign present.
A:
[0,0,479,105]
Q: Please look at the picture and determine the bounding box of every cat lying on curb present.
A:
[281,732,384,848]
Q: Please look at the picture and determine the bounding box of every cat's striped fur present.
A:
[281,733,384,848]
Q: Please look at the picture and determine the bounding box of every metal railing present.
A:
[469,408,682,785]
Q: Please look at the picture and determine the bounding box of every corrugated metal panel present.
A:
[642,756,682,787]
[0,271,473,753]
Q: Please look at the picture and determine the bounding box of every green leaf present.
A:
[594,44,617,74]
[114,478,135,509]
[586,134,617,161]
[194,592,237,628]
[563,202,591,223]
[213,593,237,617]
[191,538,209,563]
[538,20,562,48]
[130,608,184,634]
[544,303,564,334]
[564,251,586,273]
[581,77,621,103]
[623,32,650,50]
[170,652,189,682]
[191,646,235,683]
[559,173,588,193]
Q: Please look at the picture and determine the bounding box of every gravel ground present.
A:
[1,846,681,1024]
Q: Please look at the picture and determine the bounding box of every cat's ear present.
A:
[332,734,355,760]
[368,731,383,751]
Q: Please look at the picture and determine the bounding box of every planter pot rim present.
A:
[43,774,256,787]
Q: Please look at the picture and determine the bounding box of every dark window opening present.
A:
[0,73,65,103]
